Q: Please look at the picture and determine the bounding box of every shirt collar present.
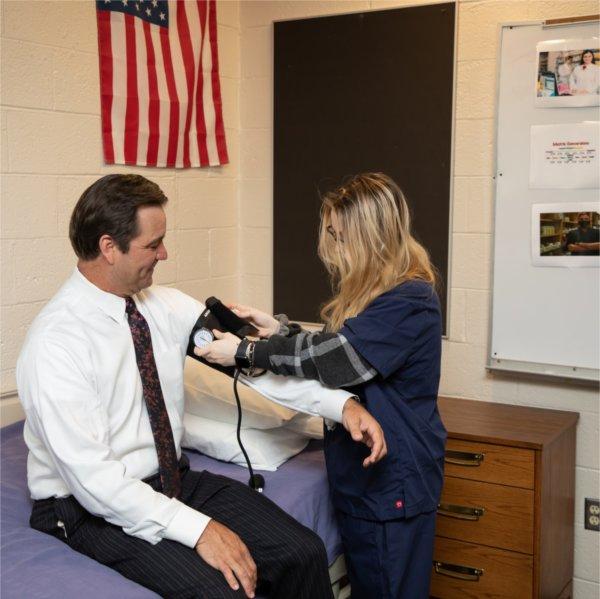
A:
[70,267,129,323]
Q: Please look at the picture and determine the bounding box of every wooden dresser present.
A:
[430,397,579,599]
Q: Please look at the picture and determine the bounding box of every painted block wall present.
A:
[0,0,241,422]
[1,0,598,595]
[237,1,599,596]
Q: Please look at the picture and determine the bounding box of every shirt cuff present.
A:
[163,501,211,548]
[319,392,349,424]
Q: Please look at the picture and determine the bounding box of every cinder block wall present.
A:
[237,1,600,596]
[0,0,241,422]
[1,1,598,594]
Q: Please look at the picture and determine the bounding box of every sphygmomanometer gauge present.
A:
[193,327,214,349]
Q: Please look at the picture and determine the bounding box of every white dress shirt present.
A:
[569,63,600,94]
[17,268,208,548]
[240,371,351,426]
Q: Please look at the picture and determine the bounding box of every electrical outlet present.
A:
[584,498,600,531]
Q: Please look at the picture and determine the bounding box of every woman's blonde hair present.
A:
[318,172,437,331]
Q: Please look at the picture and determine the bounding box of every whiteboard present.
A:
[490,20,600,383]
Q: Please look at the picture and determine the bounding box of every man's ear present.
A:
[98,234,117,265]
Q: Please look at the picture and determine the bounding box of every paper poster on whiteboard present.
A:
[532,203,600,267]
[535,39,599,107]
[529,122,599,189]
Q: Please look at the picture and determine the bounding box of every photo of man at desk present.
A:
[16,174,386,599]
[539,210,600,257]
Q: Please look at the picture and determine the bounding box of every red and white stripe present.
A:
[96,0,228,168]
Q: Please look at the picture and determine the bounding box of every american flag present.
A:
[96,0,228,168]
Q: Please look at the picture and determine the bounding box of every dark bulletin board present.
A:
[274,3,455,332]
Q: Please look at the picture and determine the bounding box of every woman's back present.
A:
[326,279,446,521]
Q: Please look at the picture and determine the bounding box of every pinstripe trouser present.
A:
[30,458,333,599]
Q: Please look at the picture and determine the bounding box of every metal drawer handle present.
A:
[433,561,484,581]
[445,450,484,467]
[437,503,485,521]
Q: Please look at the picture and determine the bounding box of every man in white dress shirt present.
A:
[17,174,386,599]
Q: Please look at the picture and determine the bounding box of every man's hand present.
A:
[342,399,387,467]
[195,520,257,598]
[194,330,240,366]
[228,303,280,338]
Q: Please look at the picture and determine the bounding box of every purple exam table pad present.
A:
[1,421,342,598]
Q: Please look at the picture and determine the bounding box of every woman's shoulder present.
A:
[391,279,437,300]
[347,281,440,337]
[400,278,434,292]
[365,280,438,313]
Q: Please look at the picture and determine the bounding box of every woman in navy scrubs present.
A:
[198,173,446,598]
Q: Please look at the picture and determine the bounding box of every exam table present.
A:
[1,420,348,598]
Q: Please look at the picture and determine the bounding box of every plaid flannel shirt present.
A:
[253,315,377,388]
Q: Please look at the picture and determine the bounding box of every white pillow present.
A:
[184,358,328,439]
[184,357,353,436]
[184,358,301,430]
[182,412,310,472]
[182,358,357,468]
[285,413,324,439]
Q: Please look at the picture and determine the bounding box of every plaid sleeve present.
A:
[253,331,378,388]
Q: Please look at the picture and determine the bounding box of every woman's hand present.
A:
[194,330,241,366]
[228,303,280,338]
[341,399,388,467]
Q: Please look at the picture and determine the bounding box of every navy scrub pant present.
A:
[337,510,437,599]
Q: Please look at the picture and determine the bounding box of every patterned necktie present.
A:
[125,297,181,498]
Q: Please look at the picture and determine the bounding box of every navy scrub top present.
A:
[325,280,446,522]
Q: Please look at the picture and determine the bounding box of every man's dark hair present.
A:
[69,174,168,260]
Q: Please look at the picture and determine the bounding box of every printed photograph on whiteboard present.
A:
[529,122,599,189]
[532,203,600,267]
[535,39,599,107]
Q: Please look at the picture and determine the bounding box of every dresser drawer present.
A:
[431,537,533,599]
[445,439,535,489]
[436,476,534,554]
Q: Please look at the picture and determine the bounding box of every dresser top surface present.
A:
[438,396,579,449]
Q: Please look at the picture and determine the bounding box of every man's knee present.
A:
[289,525,329,569]
[307,529,329,562]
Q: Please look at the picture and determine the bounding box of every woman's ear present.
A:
[98,234,117,265]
